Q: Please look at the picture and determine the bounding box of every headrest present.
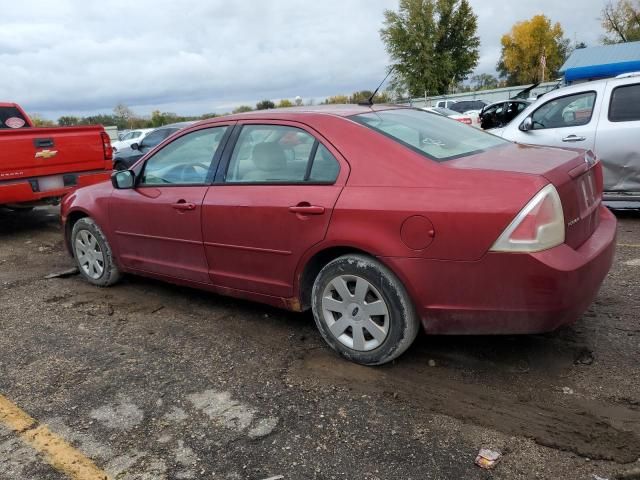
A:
[252,142,286,172]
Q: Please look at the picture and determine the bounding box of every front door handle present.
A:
[172,201,196,211]
[562,135,586,142]
[289,204,325,215]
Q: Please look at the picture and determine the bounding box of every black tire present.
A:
[71,217,121,287]
[113,161,126,171]
[311,254,419,365]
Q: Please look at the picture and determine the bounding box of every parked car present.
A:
[493,73,640,207]
[422,107,480,128]
[111,128,153,153]
[448,99,487,114]
[61,105,616,365]
[479,99,531,130]
[112,122,194,170]
[0,102,113,210]
[435,99,458,109]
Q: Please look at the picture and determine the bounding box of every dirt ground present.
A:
[0,206,639,480]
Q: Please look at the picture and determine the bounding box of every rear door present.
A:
[109,125,232,282]
[201,121,347,297]
[595,80,640,193]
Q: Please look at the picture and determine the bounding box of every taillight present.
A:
[490,184,565,253]
[457,117,472,125]
[101,132,113,160]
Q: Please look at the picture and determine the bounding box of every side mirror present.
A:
[111,170,135,189]
[519,117,533,132]
[130,142,139,151]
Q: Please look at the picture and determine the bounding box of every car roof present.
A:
[185,104,411,130]
[156,121,197,130]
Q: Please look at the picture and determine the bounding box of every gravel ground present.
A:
[0,206,639,480]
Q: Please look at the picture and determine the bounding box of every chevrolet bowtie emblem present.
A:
[35,149,58,159]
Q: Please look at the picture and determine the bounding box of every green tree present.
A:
[380,0,480,97]
[232,105,253,114]
[470,73,499,90]
[29,114,55,127]
[277,99,294,108]
[256,100,275,110]
[323,95,350,104]
[498,15,569,85]
[58,116,80,126]
[601,0,640,43]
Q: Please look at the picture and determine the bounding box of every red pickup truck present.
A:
[0,102,113,210]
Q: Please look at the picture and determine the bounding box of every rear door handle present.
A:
[289,205,325,215]
[172,201,196,211]
[562,135,586,142]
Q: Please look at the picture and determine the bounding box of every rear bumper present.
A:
[383,206,617,335]
[0,170,110,207]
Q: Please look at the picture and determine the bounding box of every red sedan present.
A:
[61,105,616,365]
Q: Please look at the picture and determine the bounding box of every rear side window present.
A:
[225,125,340,184]
[609,84,640,122]
[0,107,28,129]
[353,109,508,161]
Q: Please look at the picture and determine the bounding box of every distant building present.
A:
[560,41,640,84]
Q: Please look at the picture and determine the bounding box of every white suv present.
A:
[494,73,640,207]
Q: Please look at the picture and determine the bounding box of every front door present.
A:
[202,122,347,297]
[110,125,231,283]
[506,90,601,150]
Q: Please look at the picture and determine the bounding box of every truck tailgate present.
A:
[0,126,110,179]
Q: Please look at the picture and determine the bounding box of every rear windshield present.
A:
[352,109,508,161]
[0,107,29,129]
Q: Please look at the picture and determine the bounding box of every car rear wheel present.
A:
[311,254,419,365]
[71,217,121,286]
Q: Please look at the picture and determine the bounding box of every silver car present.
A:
[494,73,640,207]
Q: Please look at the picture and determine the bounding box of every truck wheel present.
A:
[71,217,121,287]
[311,254,419,365]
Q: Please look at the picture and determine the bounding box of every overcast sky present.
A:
[1,0,606,119]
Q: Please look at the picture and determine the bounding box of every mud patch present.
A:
[288,349,640,463]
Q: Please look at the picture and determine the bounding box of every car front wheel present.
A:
[311,254,419,365]
[71,217,121,287]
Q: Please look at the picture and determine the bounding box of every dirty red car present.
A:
[61,105,616,365]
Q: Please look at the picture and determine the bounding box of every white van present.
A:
[494,73,640,207]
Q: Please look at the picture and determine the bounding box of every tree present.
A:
[113,103,135,129]
[256,100,275,110]
[380,0,480,97]
[29,114,55,127]
[58,116,80,126]
[601,0,640,43]
[498,15,569,85]
[277,99,294,108]
[470,73,499,90]
[232,105,253,114]
[323,95,350,104]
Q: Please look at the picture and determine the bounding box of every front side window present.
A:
[609,83,640,122]
[353,109,508,161]
[140,126,228,185]
[531,91,596,130]
[225,125,339,184]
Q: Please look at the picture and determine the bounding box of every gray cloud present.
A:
[1,0,606,119]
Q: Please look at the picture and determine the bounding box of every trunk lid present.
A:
[447,143,602,249]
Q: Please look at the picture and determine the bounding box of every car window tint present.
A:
[0,107,28,129]
[140,127,228,186]
[354,109,508,161]
[609,83,640,122]
[309,144,340,182]
[141,130,167,147]
[225,125,337,184]
[531,91,596,130]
